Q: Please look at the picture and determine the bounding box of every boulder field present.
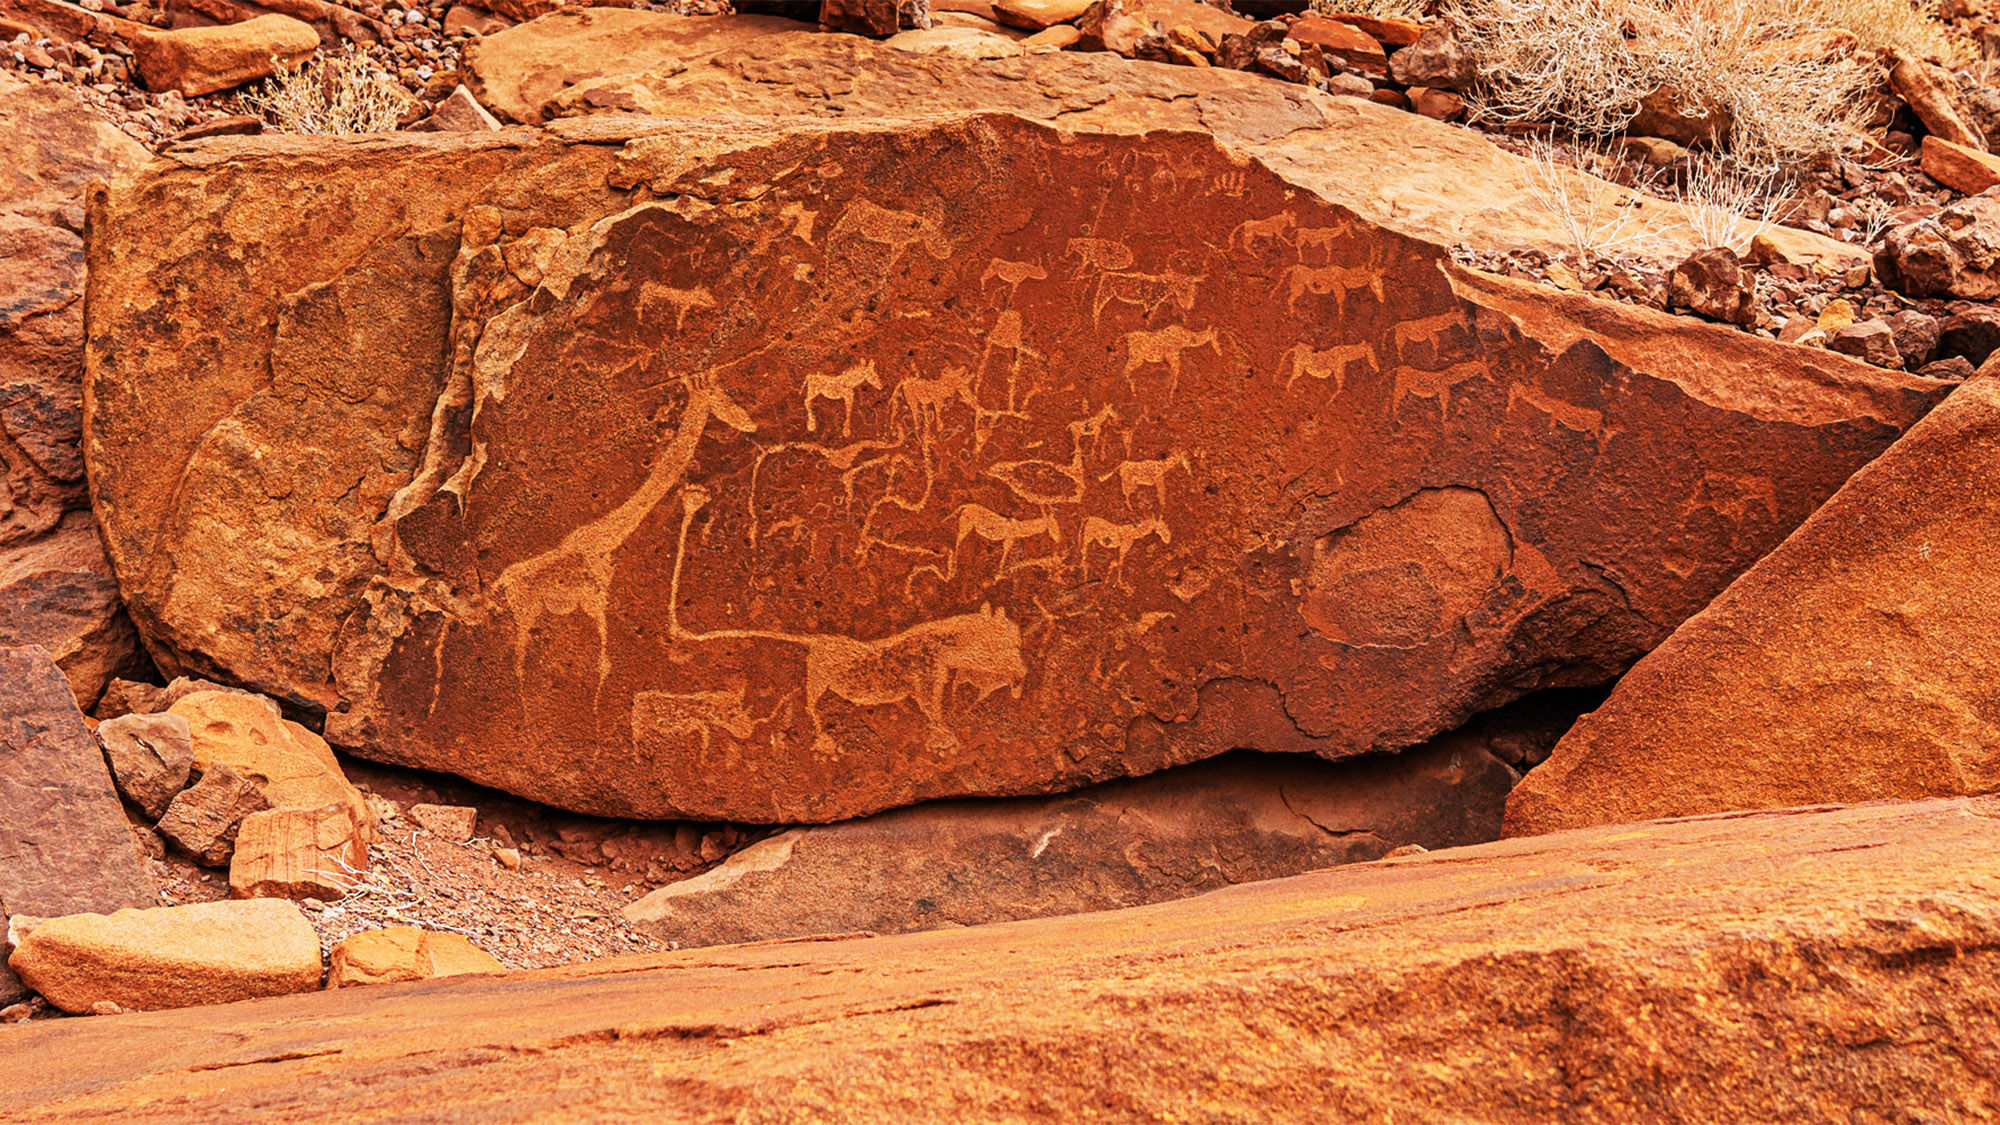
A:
[87,110,1947,821]
[4,796,1997,1121]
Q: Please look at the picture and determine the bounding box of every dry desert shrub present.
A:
[1310,0,1428,18]
[1450,0,1964,171]
[1520,135,1672,263]
[240,51,408,135]
[1672,154,1793,252]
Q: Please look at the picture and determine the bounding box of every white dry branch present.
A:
[1520,136,1671,265]
[1674,155,1796,253]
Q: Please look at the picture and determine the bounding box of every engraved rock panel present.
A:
[88,115,1949,820]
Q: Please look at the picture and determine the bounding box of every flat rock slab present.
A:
[4,796,1998,1120]
[7,898,322,1013]
[88,115,1947,820]
[626,736,1519,948]
[1507,376,2000,834]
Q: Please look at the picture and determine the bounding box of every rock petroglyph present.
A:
[87,116,1947,819]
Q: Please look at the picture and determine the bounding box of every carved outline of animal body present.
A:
[1284,342,1379,391]
[1079,515,1172,584]
[490,375,756,694]
[1122,325,1220,395]
[669,488,1028,753]
[631,688,766,762]
[951,502,1063,579]
[1284,262,1385,314]
[804,360,883,436]
[1100,451,1191,507]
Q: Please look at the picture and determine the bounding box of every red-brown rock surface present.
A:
[1507,377,2000,835]
[87,114,1946,820]
[4,796,1997,1120]
[0,73,149,708]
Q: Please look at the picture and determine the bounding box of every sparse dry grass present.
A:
[1521,136,1672,263]
[239,50,408,135]
[1450,0,1965,172]
[1673,154,1794,252]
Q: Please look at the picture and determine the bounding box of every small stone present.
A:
[327,926,504,987]
[991,0,1089,31]
[408,803,478,842]
[1817,298,1858,333]
[228,804,367,900]
[0,1002,31,1022]
[1827,320,1904,369]
[1388,18,1474,90]
[155,763,273,866]
[1287,16,1386,76]
[1383,843,1429,858]
[1919,355,1976,379]
[1665,248,1755,326]
[89,999,123,1015]
[1411,87,1465,123]
[1919,135,2000,196]
[1885,310,1941,369]
[408,84,500,132]
[95,712,195,820]
[494,847,522,869]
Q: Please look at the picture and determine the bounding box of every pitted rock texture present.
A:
[625,738,1520,949]
[0,73,150,707]
[1507,377,2000,835]
[5,797,1999,1122]
[89,116,1948,820]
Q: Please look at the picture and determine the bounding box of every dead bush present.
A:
[239,51,409,135]
[1449,0,1963,171]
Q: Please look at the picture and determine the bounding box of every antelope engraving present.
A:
[1122,325,1219,394]
[804,360,883,436]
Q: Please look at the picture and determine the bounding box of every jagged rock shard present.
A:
[89,115,1946,821]
[1506,377,2000,835]
[625,738,1519,949]
[5,796,1999,1119]
[0,646,157,917]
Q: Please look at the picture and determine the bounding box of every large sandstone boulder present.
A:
[626,735,1519,947]
[6,898,322,1013]
[0,73,150,708]
[1506,377,2000,835]
[88,113,1947,820]
[5,796,1998,1119]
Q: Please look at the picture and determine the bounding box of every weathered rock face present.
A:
[227,803,365,900]
[626,737,1520,948]
[1506,378,2000,835]
[468,22,1855,269]
[6,796,1999,1120]
[7,899,322,1013]
[96,710,196,820]
[166,691,373,837]
[0,73,150,708]
[89,114,1947,820]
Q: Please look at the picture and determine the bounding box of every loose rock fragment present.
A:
[228,804,366,900]
[128,15,319,96]
[408,803,478,842]
[95,711,195,820]
[327,926,504,988]
[155,763,273,866]
[167,691,373,839]
[6,899,322,1013]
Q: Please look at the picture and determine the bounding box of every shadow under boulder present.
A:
[622,699,1583,948]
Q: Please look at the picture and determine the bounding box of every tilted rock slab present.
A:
[1506,377,2000,835]
[5,797,1999,1120]
[0,646,157,1002]
[626,735,1518,948]
[88,115,1947,820]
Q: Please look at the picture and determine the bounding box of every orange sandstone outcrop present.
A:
[4,796,1997,1121]
[88,113,1945,820]
[1506,377,2000,835]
